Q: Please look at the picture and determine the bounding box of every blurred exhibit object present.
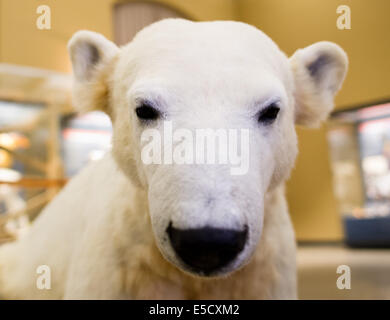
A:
[327,100,390,247]
[0,64,112,243]
[61,111,112,177]
[113,1,185,45]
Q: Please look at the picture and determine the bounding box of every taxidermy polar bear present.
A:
[0,19,347,299]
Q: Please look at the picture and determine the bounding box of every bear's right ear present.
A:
[68,30,119,114]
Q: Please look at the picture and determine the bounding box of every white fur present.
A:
[0,19,347,299]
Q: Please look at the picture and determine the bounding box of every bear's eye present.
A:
[258,102,280,125]
[135,102,160,121]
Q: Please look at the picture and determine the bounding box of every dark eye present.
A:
[135,102,160,121]
[258,103,280,125]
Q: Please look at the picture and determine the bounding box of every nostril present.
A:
[167,222,248,275]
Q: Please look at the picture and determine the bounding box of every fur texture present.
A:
[0,19,347,299]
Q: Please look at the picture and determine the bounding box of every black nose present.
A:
[167,223,248,275]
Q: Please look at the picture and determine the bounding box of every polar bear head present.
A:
[68,19,347,277]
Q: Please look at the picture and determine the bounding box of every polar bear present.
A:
[0,19,347,299]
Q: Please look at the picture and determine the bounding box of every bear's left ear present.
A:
[68,30,119,114]
[289,41,348,127]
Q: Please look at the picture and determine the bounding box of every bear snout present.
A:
[166,222,248,275]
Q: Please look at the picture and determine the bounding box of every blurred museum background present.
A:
[0,0,389,299]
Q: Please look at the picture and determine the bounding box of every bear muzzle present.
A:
[167,222,248,276]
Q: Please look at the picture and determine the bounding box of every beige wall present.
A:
[0,0,236,72]
[239,0,390,240]
[0,0,114,72]
[1,0,389,240]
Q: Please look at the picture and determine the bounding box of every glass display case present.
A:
[327,100,390,247]
[0,64,72,242]
[0,101,113,243]
[0,64,114,243]
[0,99,56,241]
